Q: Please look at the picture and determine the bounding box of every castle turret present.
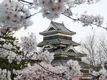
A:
[38,21,79,47]
[38,21,85,62]
[38,21,91,80]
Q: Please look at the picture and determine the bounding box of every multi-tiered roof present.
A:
[38,21,85,59]
[38,21,79,47]
[38,21,91,80]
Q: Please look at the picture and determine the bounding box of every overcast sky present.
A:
[1,0,107,43]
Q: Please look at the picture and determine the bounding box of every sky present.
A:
[1,0,107,43]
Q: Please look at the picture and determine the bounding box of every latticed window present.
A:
[44,35,72,40]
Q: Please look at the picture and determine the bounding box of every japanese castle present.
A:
[38,21,91,80]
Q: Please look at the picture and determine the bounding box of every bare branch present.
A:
[18,0,33,4]
[25,10,42,19]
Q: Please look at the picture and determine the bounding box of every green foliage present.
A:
[0,30,36,79]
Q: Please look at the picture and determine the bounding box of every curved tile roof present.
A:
[37,39,79,47]
[40,21,76,35]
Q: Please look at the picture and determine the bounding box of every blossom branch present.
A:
[25,10,42,19]
[0,46,16,53]
[18,0,33,4]
[36,63,67,79]
[62,13,107,30]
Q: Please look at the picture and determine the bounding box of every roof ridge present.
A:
[62,23,76,34]
[51,21,61,30]
[40,21,76,35]
[51,21,76,35]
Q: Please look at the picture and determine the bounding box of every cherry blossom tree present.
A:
[0,0,106,80]
[0,0,106,31]
[14,60,81,80]
[0,27,54,79]
[0,30,81,80]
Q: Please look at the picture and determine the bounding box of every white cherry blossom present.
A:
[20,33,37,52]
[0,0,32,30]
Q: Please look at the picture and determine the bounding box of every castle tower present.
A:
[38,21,91,80]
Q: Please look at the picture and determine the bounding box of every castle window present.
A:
[48,27,55,31]
[44,36,72,40]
